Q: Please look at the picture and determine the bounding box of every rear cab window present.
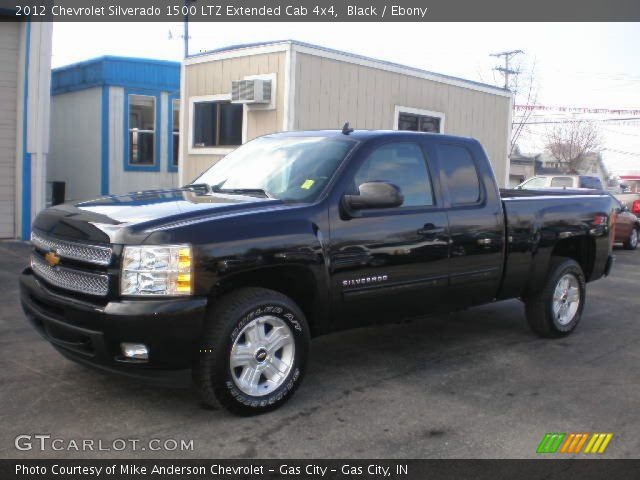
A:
[438,144,482,206]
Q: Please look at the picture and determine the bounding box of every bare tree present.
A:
[545,121,602,173]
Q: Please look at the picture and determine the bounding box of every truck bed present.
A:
[497,188,614,301]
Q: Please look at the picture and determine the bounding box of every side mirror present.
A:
[343,181,404,210]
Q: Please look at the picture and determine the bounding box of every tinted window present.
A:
[439,144,481,205]
[580,176,603,190]
[550,177,574,188]
[193,101,243,147]
[354,143,433,207]
[398,112,441,133]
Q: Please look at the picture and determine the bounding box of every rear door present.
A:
[328,139,450,326]
[436,141,504,306]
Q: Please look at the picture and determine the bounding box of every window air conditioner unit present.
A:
[231,79,272,104]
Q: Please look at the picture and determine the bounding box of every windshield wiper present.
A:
[212,187,274,199]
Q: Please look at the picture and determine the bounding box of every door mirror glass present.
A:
[344,182,404,210]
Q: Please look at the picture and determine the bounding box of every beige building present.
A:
[0,19,52,239]
[179,40,513,186]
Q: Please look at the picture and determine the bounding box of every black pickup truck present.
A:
[20,130,615,414]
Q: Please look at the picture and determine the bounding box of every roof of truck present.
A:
[264,129,478,144]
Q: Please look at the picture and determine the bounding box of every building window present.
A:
[193,101,243,148]
[172,99,180,167]
[128,95,156,165]
[397,111,442,133]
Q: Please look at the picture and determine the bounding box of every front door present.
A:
[328,140,450,328]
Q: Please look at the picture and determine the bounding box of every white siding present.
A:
[181,51,287,183]
[49,88,102,202]
[294,52,512,186]
[109,87,178,195]
[0,21,19,238]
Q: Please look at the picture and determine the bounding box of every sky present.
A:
[51,22,640,175]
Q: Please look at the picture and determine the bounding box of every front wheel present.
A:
[525,257,586,338]
[623,227,638,250]
[196,287,310,415]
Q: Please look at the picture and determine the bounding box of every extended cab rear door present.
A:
[435,140,505,306]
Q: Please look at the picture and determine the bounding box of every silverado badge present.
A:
[44,251,61,267]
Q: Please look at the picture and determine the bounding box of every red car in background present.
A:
[611,194,640,250]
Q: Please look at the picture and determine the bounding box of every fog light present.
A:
[121,343,149,360]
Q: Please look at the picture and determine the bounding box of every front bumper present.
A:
[20,268,208,387]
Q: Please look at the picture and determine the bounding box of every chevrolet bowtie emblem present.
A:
[44,251,61,267]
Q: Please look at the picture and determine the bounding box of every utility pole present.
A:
[490,50,524,91]
[183,0,197,58]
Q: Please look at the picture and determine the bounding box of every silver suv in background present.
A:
[517,175,604,190]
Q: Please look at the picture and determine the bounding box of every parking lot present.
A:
[1,241,638,459]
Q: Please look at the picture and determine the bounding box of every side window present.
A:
[550,177,574,188]
[439,144,481,205]
[128,94,156,165]
[354,143,434,207]
[397,112,442,133]
[193,101,243,148]
[521,177,547,189]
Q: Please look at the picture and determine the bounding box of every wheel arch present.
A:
[550,235,595,280]
[210,265,327,336]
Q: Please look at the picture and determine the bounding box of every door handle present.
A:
[418,224,444,236]
[477,238,493,245]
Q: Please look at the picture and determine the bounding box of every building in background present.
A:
[0,19,52,239]
[49,56,180,203]
[179,40,513,186]
[509,148,610,188]
[508,147,536,187]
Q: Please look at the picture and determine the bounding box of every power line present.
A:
[514,117,640,125]
[603,148,640,158]
[515,105,640,115]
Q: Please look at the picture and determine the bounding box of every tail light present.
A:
[632,200,640,215]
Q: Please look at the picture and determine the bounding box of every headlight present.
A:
[121,245,192,296]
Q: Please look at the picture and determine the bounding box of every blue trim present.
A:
[167,93,179,173]
[123,88,161,172]
[101,86,110,195]
[21,21,31,240]
[52,56,180,96]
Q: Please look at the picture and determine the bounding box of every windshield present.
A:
[193,136,357,202]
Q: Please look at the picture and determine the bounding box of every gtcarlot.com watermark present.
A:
[15,434,194,452]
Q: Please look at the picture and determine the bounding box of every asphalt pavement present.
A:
[1,241,638,459]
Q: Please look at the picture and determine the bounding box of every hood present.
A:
[32,188,284,244]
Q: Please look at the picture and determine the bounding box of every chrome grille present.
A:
[31,254,109,297]
[31,231,112,266]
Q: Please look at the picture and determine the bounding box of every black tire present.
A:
[623,227,639,250]
[196,287,310,415]
[525,257,586,338]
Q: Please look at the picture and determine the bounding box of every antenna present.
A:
[342,122,354,135]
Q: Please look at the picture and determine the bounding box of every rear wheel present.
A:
[525,257,586,338]
[196,287,310,415]
[623,227,638,250]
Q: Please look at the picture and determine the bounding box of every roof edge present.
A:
[185,39,511,97]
